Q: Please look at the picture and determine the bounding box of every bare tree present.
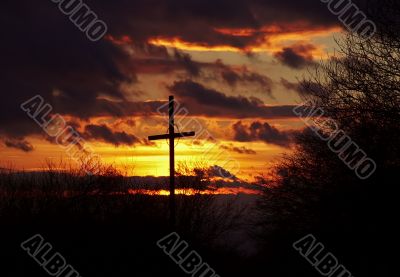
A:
[254,2,400,276]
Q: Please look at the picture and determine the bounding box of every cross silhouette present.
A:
[148,96,195,227]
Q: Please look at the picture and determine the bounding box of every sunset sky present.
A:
[1,0,345,181]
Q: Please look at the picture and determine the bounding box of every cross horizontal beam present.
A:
[148,131,195,141]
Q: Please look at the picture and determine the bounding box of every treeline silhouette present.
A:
[0,160,251,277]
[254,1,399,276]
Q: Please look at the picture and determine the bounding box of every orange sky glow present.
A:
[1,22,341,185]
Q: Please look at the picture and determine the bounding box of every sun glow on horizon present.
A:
[128,187,261,196]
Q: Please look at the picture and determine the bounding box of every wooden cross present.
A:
[148,96,195,227]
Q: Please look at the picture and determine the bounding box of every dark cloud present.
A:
[169,80,296,119]
[3,139,34,152]
[1,1,137,143]
[130,52,273,94]
[174,50,201,77]
[84,124,140,146]
[297,80,327,97]
[124,48,204,76]
[274,44,317,69]
[207,165,237,180]
[280,78,327,98]
[0,0,338,145]
[220,144,257,155]
[232,121,298,147]
[280,78,302,92]
[214,60,273,96]
[96,0,340,49]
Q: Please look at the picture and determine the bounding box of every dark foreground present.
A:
[0,191,386,277]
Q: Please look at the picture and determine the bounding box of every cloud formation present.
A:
[232,121,298,147]
[214,60,273,96]
[207,165,238,180]
[280,78,302,92]
[4,139,34,152]
[0,0,338,150]
[280,78,327,98]
[219,144,257,155]
[84,124,140,146]
[169,80,297,119]
[274,44,317,69]
[98,0,340,49]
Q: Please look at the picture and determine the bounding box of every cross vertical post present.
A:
[168,96,176,227]
[148,96,195,229]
